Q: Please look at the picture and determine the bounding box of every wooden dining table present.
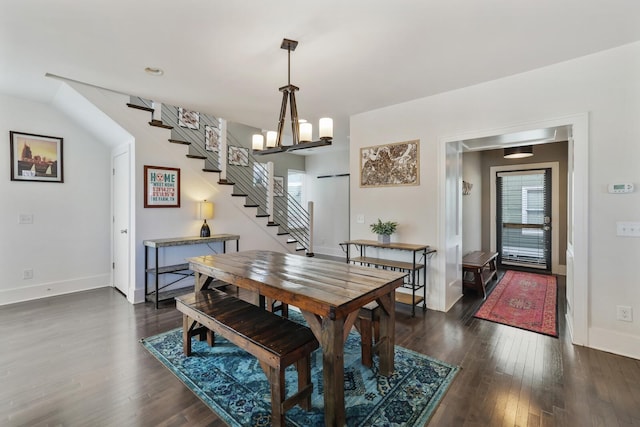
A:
[187,250,406,427]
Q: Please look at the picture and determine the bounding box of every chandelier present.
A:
[252,38,333,155]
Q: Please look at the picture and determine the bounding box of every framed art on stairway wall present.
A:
[144,165,181,208]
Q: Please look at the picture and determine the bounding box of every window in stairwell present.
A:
[288,170,305,205]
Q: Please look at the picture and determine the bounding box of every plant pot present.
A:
[378,234,390,244]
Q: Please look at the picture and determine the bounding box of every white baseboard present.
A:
[131,287,146,304]
[314,245,347,259]
[442,292,463,312]
[0,274,111,306]
[589,327,640,360]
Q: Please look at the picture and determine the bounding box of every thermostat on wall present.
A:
[608,183,634,193]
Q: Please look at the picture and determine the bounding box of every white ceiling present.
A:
[2,1,640,152]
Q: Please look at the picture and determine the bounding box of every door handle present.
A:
[120,229,128,234]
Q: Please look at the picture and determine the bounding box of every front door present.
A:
[496,168,551,271]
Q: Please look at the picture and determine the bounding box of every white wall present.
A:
[305,150,350,257]
[0,94,111,305]
[351,41,640,359]
[462,151,482,252]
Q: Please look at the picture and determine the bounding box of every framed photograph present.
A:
[228,145,249,167]
[360,139,420,187]
[144,165,181,208]
[204,125,219,152]
[274,176,284,196]
[178,107,200,130]
[10,131,64,183]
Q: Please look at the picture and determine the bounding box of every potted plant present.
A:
[370,219,398,244]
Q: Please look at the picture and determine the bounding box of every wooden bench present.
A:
[462,251,498,299]
[357,301,381,368]
[175,289,319,427]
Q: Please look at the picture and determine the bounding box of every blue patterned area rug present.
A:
[141,313,458,426]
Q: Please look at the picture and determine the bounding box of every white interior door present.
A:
[444,141,463,309]
[113,150,130,296]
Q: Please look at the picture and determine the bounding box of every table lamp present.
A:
[199,200,214,237]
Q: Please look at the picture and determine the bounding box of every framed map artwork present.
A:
[360,140,420,187]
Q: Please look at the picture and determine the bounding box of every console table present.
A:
[144,234,240,308]
[340,239,436,316]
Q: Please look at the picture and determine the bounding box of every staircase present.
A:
[127,96,313,255]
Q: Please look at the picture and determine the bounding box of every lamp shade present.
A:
[266,131,278,148]
[504,145,533,159]
[252,134,264,150]
[319,117,333,139]
[199,201,214,220]
[299,122,313,142]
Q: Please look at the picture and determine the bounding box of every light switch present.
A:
[19,213,33,224]
[356,214,365,224]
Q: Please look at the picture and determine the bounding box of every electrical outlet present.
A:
[616,221,640,237]
[356,214,365,224]
[616,305,633,322]
[23,269,33,280]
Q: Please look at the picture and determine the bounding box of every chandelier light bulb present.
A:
[266,131,278,148]
[319,118,333,139]
[252,134,264,150]
[299,122,313,142]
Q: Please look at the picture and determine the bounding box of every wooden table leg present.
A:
[300,310,346,427]
[376,289,396,376]
[322,316,346,427]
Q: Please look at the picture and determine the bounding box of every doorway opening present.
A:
[440,113,589,345]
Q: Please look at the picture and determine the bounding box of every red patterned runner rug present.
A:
[474,270,558,337]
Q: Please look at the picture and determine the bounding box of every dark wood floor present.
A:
[1,274,638,427]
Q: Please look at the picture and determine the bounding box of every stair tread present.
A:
[169,139,190,145]
[129,107,311,258]
[126,103,154,112]
[149,120,173,129]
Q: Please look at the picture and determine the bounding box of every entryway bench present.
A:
[462,250,498,298]
[175,289,319,427]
